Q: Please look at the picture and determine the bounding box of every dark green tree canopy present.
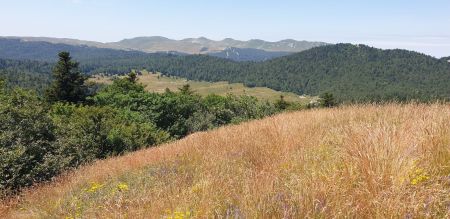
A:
[46,51,87,103]
[127,71,137,83]
[179,84,195,95]
[320,92,336,108]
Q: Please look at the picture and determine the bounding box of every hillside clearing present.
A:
[2,104,450,218]
[90,71,315,104]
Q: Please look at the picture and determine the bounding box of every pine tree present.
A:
[127,71,137,83]
[319,92,336,108]
[275,95,289,110]
[46,52,87,103]
[179,84,194,95]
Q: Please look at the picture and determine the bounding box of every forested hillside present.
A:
[0,39,147,62]
[0,59,52,92]
[252,44,450,101]
[1,40,450,102]
[94,44,450,102]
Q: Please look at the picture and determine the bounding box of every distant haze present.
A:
[0,37,327,61]
[0,0,449,57]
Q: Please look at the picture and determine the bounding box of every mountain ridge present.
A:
[0,36,327,55]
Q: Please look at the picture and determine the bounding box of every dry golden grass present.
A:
[2,104,450,218]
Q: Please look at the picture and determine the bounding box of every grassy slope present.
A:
[2,104,450,218]
[91,71,315,104]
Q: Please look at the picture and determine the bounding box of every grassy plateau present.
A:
[1,104,450,218]
[90,71,315,104]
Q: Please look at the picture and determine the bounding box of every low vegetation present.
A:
[2,103,449,218]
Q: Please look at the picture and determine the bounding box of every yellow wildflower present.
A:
[87,182,104,193]
[117,182,129,191]
[409,167,430,185]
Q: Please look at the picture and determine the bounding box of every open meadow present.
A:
[90,71,314,104]
[2,103,449,218]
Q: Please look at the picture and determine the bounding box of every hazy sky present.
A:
[1,0,449,57]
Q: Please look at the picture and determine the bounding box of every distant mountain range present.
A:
[1,36,327,61]
[111,36,328,54]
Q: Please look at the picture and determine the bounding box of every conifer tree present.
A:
[46,52,87,103]
[319,92,336,108]
[127,71,137,83]
[179,84,194,95]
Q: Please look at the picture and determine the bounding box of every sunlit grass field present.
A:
[2,104,450,218]
[90,71,315,104]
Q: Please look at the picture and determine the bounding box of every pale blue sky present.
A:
[0,0,449,57]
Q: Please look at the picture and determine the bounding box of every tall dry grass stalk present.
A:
[1,104,450,218]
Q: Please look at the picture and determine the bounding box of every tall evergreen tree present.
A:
[46,52,87,103]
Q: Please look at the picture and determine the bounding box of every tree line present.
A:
[2,40,449,102]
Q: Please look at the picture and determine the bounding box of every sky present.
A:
[0,0,449,57]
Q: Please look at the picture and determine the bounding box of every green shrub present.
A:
[0,83,170,193]
[51,103,170,167]
[0,89,61,192]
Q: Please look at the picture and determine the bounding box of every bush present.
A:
[0,83,170,193]
[0,89,61,192]
[51,103,170,167]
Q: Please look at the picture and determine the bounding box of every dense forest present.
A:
[252,45,450,101]
[1,39,450,102]
[0,59,52,92]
